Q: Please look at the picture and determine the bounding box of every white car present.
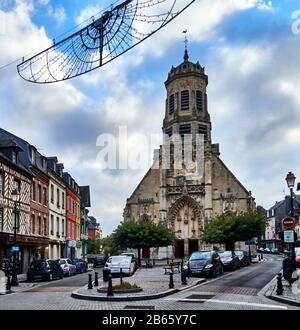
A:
[104,256,137,275]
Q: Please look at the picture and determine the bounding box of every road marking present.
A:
[165,298,287,309]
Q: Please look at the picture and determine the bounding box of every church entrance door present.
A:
[188,239,199,255]
[174,240,184,258]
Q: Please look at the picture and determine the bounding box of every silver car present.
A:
[58,258,77,277]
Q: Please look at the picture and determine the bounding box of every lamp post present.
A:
[10,189,20,286]
[285,171,296,270]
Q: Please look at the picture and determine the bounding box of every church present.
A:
[123,49,255,258]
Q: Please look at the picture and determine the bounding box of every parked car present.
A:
[235,250,250,267]
[121,252,137,261]
[71,258,88,273]
[27,259,63,282]
[184,251,224,278]
[296,250,300,268]
[104,255,137,276]
[58,258,77,277]
[93,255,106,268]
[219,251,240,271]
[264,248,271,253]
[271,248,279,254]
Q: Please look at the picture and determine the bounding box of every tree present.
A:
[87,238,102,254]
[101,235,119,255]
[112,220,175,266]
[202,211,267,251]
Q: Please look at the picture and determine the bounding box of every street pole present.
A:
[10,201,18,286]
[290,187,296,270]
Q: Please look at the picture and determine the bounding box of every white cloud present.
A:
[75,5,102,26]
[47,5,66,24]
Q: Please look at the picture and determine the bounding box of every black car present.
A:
[235,250,250,267]
[219,251,240,271]
[93,255,106,268]
[27,259,63,282]
[185,251,224,278]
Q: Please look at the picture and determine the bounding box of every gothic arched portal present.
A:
[167,195,204,257]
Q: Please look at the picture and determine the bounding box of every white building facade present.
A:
[47,158,66,260]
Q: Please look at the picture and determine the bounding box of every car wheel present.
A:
[237,263,240,269]
[27,277,32,282]
[60,274,63,279]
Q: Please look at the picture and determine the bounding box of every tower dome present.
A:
[163,50,211,142]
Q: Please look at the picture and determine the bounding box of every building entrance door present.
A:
[142,248,150,258]
[188,239,198,255]
[174,240,184,258]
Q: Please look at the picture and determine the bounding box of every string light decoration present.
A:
[17,0,195,83]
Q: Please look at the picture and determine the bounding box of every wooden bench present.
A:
[164,261,181,274]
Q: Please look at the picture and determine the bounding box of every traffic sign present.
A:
[284,230,295,243]
[11,245,19,252]
[282,217,295,230]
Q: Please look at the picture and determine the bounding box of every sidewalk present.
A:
[265,269,300,307]
[0,273,44,295]
[72,266,205,301]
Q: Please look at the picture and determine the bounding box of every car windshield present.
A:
[235,251,244,256]
[219,251,232,258]
[30,261,47,270]
[109,256,129,263]
[190,252,211,260]
[59,260,66,265]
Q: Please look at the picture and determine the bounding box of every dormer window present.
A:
[31,148,36,164]
[181,90,189,110]
[12,151,17,164]
[42,158,46,170]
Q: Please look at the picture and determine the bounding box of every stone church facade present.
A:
[123,50,255,258]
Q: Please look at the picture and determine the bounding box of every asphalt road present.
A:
[201,253,284,290]
[40,266,103,287]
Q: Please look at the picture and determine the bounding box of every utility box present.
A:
[282,257,297,284]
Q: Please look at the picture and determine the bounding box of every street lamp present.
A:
[11,189,20,286]
[285,171,296,270]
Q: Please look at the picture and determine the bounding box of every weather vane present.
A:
[182,29,188,50]
[17,0,196,84]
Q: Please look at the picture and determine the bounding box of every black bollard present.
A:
[6,275,11,291]
[107,274,114,296]
[169,272,174,289]
[276,273,283,295]
[94,272,99,287]
[88,274,93,289]
[120,268,123,285]
[103,268,109,282]
[181,269,187,285]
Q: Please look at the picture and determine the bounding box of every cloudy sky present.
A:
[1,0,300,235]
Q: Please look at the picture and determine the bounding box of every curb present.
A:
[71,279,206,302]
[266,293,300,307]
[262,268,300,308]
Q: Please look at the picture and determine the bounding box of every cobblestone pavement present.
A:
[0,255,298,310]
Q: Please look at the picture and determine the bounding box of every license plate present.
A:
[192,269,202,273]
